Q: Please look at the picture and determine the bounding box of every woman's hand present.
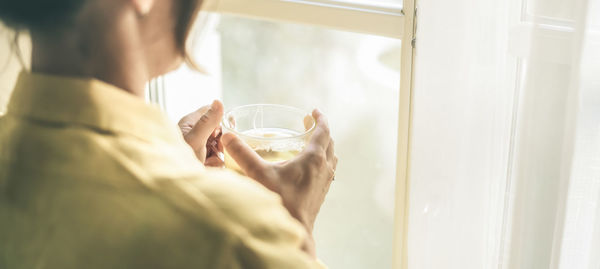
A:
[221,109,338,257]
[178,100,225,167]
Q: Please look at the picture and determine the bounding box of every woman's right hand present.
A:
[221,109,337,257]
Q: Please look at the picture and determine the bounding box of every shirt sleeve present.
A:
[151,168,325,269]
[189,168,327,269]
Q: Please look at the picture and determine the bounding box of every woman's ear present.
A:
[131,0,154,15]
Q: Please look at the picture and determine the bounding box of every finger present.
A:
[212,128,224,153]
[206,137,220,157]
[222,133,267,178]
[212,127,222,137]
[307,109,331,152]
[217,136,224,152]
[205,156,224,168]
[227,115,236,129]
[184,100,224,150]
[178,105,210,128]
[303,115,314,131]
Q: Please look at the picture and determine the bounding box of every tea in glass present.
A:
[221,104,315,174]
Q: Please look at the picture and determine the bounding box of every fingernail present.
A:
[211,100,219,110]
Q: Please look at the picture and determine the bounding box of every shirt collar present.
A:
[7,71,181,143]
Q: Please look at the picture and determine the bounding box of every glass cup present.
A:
[221,104,316,174]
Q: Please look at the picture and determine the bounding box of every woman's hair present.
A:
[176,0,204,69]
[0,1,84,30]
[0,0,203,68]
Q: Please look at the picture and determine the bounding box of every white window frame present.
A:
[151,1,417,268]
[204,0,404,38]
[394,1,415,269]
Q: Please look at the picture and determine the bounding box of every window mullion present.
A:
[393,0,416,268]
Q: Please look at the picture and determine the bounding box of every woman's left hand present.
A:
[178,100,225,167]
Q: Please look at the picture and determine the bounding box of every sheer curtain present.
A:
[405,0,599,268]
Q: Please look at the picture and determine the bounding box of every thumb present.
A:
[184,100,224,151]
[222,133,267,179]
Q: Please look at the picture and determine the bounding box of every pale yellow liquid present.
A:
[224,128,304,174]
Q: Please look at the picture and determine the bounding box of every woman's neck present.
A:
[30,11,149,97]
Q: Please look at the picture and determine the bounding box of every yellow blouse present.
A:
[0,72,324,268]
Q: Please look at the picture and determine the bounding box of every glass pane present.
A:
[218,15,401,268]
[163,15,402,268]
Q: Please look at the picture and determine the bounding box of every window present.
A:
[151,0,413,268]
[220,17,401,268]
[160,15,401,268]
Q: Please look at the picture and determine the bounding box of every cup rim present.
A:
[221,104,316,141]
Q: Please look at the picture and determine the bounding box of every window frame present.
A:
[394,1,415,269]
[204,0,404,38]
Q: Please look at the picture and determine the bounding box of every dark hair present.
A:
[0,0,203,68]
[0,1,84,30]
[176,0,204,69]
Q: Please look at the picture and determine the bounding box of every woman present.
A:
[0,0,337,268]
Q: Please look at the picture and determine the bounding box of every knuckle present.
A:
[223,138,235,149]
[305,148,318,158]
[307,150,326,167]
[222,136,236,148]
[199,114,211,124]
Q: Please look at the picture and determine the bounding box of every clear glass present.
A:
[221,104,315,173]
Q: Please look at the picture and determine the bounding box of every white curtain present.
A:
[406,0,600,268]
